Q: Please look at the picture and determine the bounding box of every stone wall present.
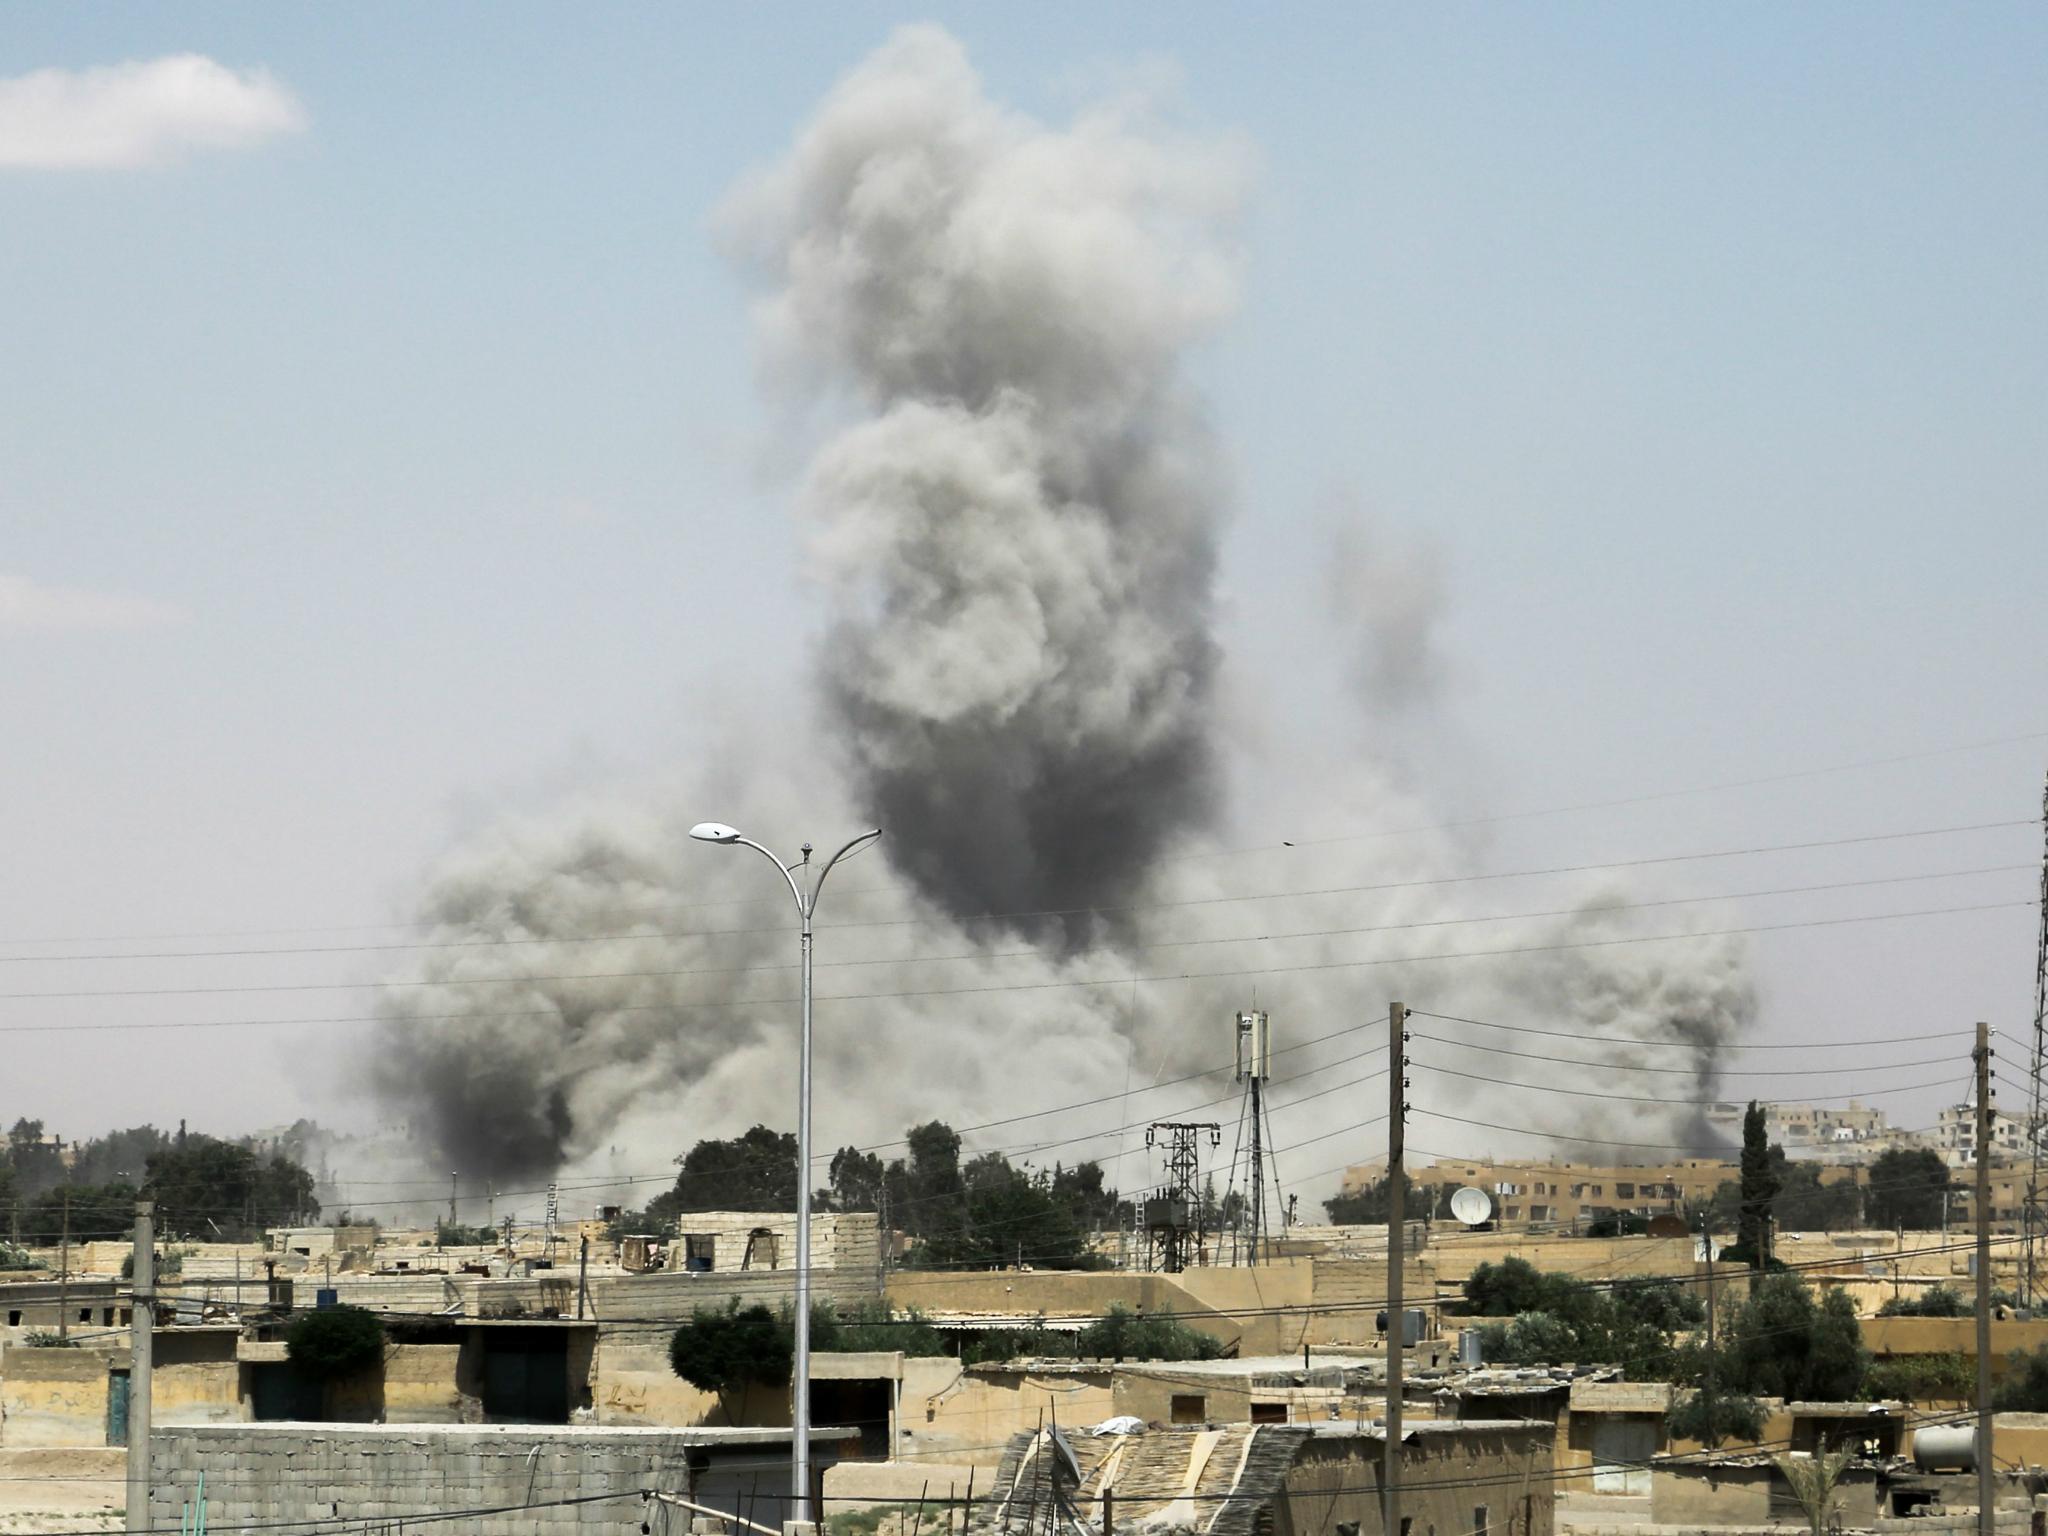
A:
[1276,1425,1556,1536]
[146,1424,812,1534]
[663,1212,881,1277]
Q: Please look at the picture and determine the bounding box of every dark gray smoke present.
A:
[720,26,1246,943]
[358,28,1758,1198]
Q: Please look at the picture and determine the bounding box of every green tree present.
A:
[1995,1345,2048,1412]
[1866,1148,1950,1231]
[1666,1390,1766,1446]
[6,1120,66,1198]
[1718,1274,1867,1401]
[889,1121,967,1241]
[668,1298,843,1401]
[825,1147,885,1212]
[1738,1102,1780,1270]
[286,1305,386,1380]
[922,1159,1091,1270]
[20,1181,138,1244]
[67,1127,173,1189]
[668,1127,799,1213]
[1772,1157,1863,1232]
[145,1137,318,1239]
[1324,1172,1453,1224]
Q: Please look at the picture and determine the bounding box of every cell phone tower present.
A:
[1236,1010,1274,1264]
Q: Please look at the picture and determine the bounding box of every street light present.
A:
[689,819,880,1528]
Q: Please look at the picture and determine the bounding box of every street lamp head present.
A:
[689,822,743,845]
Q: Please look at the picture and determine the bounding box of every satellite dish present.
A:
[1449,1187,1493,1227]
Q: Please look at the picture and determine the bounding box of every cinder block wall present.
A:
[149,1425,697,1534]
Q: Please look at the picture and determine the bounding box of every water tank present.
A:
[1459,1329,1484,1366]
[1913,1424,1976,1471]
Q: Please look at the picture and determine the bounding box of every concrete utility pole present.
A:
[126,1201,154,1536]
[1384,1000,1408,1536]
[57,1176,71,1342]
[1975,1022,1994,1536]
[1701,1210,1717,1446]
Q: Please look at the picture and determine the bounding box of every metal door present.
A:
[1591,1417,1654,1495]
[106,1370,129,1446]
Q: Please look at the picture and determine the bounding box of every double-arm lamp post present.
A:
[688,821,881,1529]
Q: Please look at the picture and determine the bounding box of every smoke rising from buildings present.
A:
[721,26,1245,941]
[361,27,1755,1205]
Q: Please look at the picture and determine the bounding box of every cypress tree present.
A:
[1738,1101,1780,1271]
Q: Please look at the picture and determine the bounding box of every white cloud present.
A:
[0,54,306,170]
[0,572,187,632]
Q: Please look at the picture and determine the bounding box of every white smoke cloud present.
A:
[0,54,305,170]
[361,26,1755,1217]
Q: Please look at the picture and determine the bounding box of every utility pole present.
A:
[576,1234,590,1321]
[2023,771,2047,1308]
[1384,1001,1408,1536]
[1975,1021,1995,1536]
[449,1171,458,1231]
[126,1201,154,1536]
[57,1175,71,1342]
[1701,1209,1717,1446]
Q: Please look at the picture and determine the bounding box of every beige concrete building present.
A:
[1344,1156,1763,1228]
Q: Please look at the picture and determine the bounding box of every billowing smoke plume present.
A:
[359,27,1755,1203]
[721,27,1245,940]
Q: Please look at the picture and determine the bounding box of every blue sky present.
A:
[2,6,2043,1152]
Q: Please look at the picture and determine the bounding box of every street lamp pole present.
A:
[690,820,880,1530]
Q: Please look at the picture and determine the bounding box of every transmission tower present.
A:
[1144,1121,1221,1273]
[2025,769,2047,1307]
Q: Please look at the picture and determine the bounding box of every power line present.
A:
[1415,1030,1959,1077]
[1409,1007,1976,1051]
[4,729,2036,951]
[0,857,2026,969]
[0,896,2027,1005]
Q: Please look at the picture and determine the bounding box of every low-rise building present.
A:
[973,1418,1556,1536]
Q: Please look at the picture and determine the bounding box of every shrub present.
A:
[1865,1352,1973,1401]
[22,1330,77,1348]
[286,1305,386,1380]
[829,1302,947,1357]
[435,1221,501,1248]
[0,1243,45,1271]
[1876,1286,1968,1318]
[670,1299,792,1396]
[1074,1305,1223,1362]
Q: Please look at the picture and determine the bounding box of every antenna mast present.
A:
[1235,1010,1273,1264]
